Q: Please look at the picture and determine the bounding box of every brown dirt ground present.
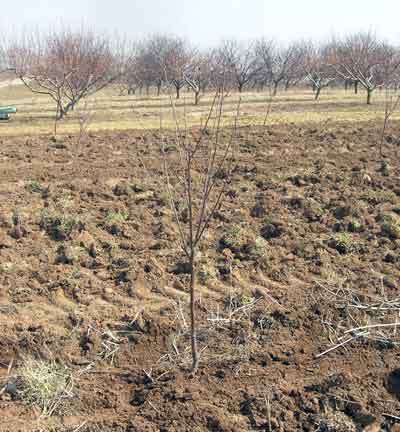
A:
[0,121,400,431]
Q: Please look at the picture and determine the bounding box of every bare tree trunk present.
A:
[194,91,200,106]
[380,116,388,159]
[57,108,66,121]
[190,257,199,374]
[273,81,279,96]
[176,86,180,99]
[157,82,161,96]
[354,81,358,94]
[367,88,372,105]
[345,80,348,91]
[238,83,243,93]
[54,106,59,137]
[315,86,321,100]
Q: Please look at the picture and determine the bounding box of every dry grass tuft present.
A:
[18,357,75,417]
[159,293,266,370]
[313,272,400,358]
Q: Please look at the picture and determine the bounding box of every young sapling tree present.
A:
[161,86,240,374]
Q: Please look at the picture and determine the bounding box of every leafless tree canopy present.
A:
[327,32,400,104]
[183,52,210,105]
[139,34,192,99]
[6,29,122,118]
[303,41,336,99]
[255,39,304,95]
[217,40,260,93]
[3,29,400,106]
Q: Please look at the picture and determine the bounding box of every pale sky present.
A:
[2,0,399,46]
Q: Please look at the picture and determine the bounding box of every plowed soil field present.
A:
[1,122,400,431]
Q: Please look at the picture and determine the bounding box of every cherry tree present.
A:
[218,39,260,93]
[255,39,303,95]
[303,42,336,99]
[328,32,398,104]
[8,28,120,119]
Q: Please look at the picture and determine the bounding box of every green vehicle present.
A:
[0,106,17,120]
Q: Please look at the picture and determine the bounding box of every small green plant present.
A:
[381,214,400,239]
[26,180,42,193]
[329,232,358,254]
[108,255,134,271]
[303,198,324,222]
[71,267,81,279]
[0,262,16,274]
[11,208,20,226]
[198,263,218,285]
[252,236,268,257]
[347,218,363,233]
[40,209,82,240]
[104,211,128,235]
[361,189,397,205]
[18,357,74,417]
[158,191,171,206]
[224,291,255,310]
[9,208,26,239]
[220,225,267,258]
[220,225,244,251]
[105,211,128,225]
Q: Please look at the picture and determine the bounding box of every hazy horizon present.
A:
[1,0,399,46]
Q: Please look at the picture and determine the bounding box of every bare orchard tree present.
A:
[165,39,193,99]
[377,42,400,89]
[117,64,142,96]
[303,42,336,99]
[183,52,211,105]
[217,39,260,93]
[206,48,233,94]
[135,37,164,96]
[344,78,359,94]
[116,43,143,96]
[198,51,215,94]
[148,35,193,99]
[165,38,193,99]
[7,28,120,120]
[283,43,306,91]
[328,32,397,104]
[255,39,302,96]
[161,88,239,374]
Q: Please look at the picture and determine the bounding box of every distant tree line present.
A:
[1,29,399,117]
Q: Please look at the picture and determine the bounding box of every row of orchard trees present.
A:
[1,29,400,118]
